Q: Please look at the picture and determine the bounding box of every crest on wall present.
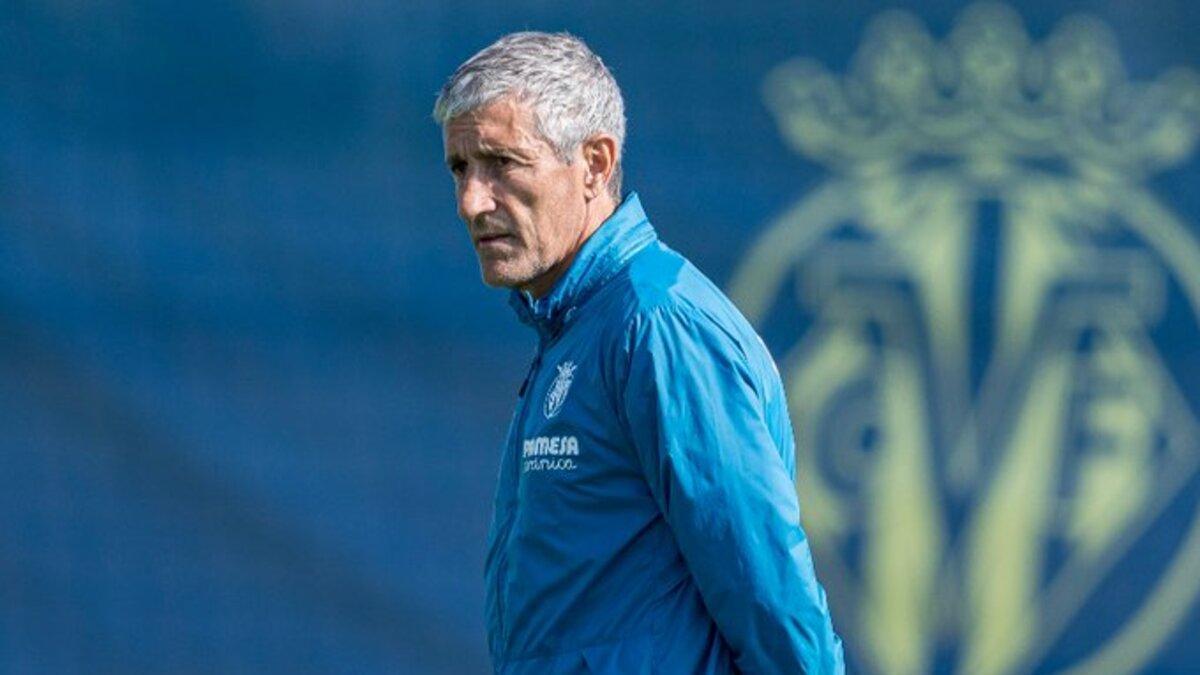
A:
[730,3,1200,673]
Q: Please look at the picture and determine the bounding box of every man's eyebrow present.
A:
[446,147,529,167]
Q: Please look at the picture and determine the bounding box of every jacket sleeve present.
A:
[619,302,844,675]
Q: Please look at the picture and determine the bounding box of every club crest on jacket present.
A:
[544,361,577,419]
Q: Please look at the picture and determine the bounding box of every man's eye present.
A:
[449,161,466,177]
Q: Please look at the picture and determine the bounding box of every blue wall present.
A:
[4,2,1200,673]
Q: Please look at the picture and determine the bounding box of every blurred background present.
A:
[4,1,1200,673]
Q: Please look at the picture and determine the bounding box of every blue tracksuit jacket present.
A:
[486,193,844,674]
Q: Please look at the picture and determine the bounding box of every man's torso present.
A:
[486,237,794,674]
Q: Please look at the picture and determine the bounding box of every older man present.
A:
[435,32,844,674]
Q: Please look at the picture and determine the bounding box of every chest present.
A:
[502,326,647,514]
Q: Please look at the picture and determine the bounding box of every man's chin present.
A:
[479,265,533,291]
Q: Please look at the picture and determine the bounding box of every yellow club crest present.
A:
[730,3,1200,673]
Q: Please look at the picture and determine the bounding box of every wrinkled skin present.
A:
[443,97,616,297]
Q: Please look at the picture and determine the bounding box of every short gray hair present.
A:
[433,31,626,200]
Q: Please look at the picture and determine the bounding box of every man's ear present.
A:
[580,135,618,200]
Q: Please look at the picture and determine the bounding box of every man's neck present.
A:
[523,194,619,299]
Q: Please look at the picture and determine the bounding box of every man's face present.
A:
[443,97,588,296]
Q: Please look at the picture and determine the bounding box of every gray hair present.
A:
[433,31,626,200]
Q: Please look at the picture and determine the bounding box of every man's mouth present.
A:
[475,233,514,248]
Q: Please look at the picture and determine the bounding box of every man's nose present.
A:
[458,171,496,223]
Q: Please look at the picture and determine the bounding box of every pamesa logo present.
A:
[729,3,1200,674]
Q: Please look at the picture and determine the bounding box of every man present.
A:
[434,32,844,674]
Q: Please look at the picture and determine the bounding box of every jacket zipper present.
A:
[496,334,547,652]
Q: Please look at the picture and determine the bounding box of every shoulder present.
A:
[599,241,740,327]
[595,241,769,376]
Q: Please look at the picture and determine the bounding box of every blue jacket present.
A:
[486,193,844,674]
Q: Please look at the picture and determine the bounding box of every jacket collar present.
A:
[509,192,656,338]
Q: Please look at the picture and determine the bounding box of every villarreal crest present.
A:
[730,4,1200,673]
[544,361,577,420]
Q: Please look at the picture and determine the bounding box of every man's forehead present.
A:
[443,97,545,153]
[456,96,524,125]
